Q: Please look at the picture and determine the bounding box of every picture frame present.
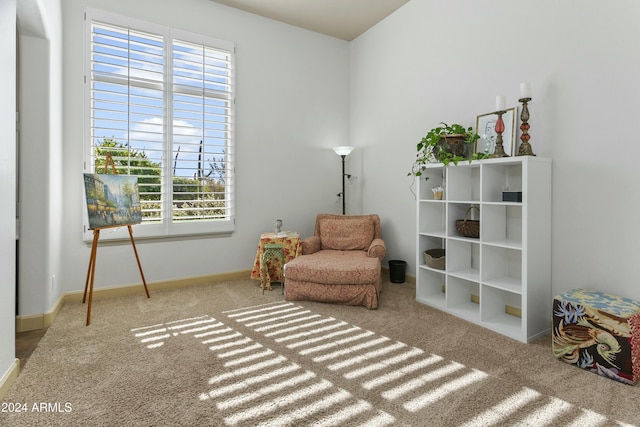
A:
[475,107,517,156]
[84,173,142,229]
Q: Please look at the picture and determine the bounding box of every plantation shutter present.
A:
[89,21,165,223]
[87,9,236,238]
[171,39,234,222]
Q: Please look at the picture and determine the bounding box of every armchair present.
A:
[284,214,386,309]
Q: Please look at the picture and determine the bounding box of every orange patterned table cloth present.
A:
[250,232,302,289]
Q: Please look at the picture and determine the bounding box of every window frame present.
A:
[83,8,236,242]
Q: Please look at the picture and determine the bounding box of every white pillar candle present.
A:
[496,95,506,111]
[520,82,531,98]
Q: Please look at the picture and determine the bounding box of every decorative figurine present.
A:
[275,219,283,234]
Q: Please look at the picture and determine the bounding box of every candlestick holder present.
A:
[517,97,535,156]
[490,110,509,158]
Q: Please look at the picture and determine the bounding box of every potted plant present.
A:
[409,122,484,176]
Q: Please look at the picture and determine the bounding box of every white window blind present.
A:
[171,39,233,222]
[85,9,234,239]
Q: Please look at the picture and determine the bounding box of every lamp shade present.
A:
[333,146,354,156]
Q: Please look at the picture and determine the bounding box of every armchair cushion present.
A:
[319,217,374,251]
[285,250,380,285]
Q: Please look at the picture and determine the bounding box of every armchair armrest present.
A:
[367,238,386,260]
[302,236,321,255]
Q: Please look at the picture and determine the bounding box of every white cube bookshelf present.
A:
[415,156,552,343]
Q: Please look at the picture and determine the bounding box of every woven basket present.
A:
[455,206,480,238]
[424,249,445,270]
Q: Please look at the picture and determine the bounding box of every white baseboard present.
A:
[0,358,20,401]
[16,270,251,333]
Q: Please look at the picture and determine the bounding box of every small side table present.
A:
[250,231,301,290]
[262,243,284,294]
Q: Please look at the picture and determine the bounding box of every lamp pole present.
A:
[340,154,347,215]
[332,146,354,215]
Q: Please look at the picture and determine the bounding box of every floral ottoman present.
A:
[552,289,640,385]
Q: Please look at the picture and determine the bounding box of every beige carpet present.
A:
[2,278,639,426]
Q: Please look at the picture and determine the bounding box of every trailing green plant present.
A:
[409,122,482,176]
[470,152,490,161]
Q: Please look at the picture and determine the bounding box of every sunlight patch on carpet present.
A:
[226,301,624,425]
[403,369,489,412]
[459,386,541,426]
[381,361,466,400]
[128,301,623,426]
[132,305,395,426]
[258,314,325,333]
[222,379,336,426]
[514,395,574,426]
[270,318,347,341]
[303,331,376,357]
[565,409,614,427]
[215,371,317,410]
[223,349,275,367]
[361,354,444,390]
[327,341,407,371]
[288,325,362,350]
[131,315,217,348]
[343,346,425,379]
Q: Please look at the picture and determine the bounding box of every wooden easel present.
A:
[82,153,150,325]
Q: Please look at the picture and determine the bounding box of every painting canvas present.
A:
[84,174,142,229]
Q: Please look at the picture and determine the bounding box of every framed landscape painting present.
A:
[84,174,142,229]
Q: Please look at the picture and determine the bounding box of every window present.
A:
[85,9,235,240]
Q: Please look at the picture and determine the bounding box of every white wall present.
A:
[350,0,640,299]
[0,0,17,384]
[17,0,63,317]
[19,0,640,320]
[13,0,350,315]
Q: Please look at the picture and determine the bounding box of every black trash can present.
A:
[388,260,407,283]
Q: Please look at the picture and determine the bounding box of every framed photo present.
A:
[475,107,517,156]
[84,173,142,229]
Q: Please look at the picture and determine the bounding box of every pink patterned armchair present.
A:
[284,214,386,309]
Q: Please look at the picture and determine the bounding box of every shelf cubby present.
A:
[481,245,522,293]
[417,170,446,200]
[446,276,480,323]
[481,285,522,337]
[416,268,446,309]
[446,239,479,282]
[418,201,445,236]
[418,235,445,270]
[481,203,522,249]
[481,161,523,203]
[447,202,480,240]
[446,164,480,202]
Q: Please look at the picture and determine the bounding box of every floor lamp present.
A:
[333,146,354,215]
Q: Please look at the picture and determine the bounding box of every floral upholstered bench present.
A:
[552,289,640,385]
